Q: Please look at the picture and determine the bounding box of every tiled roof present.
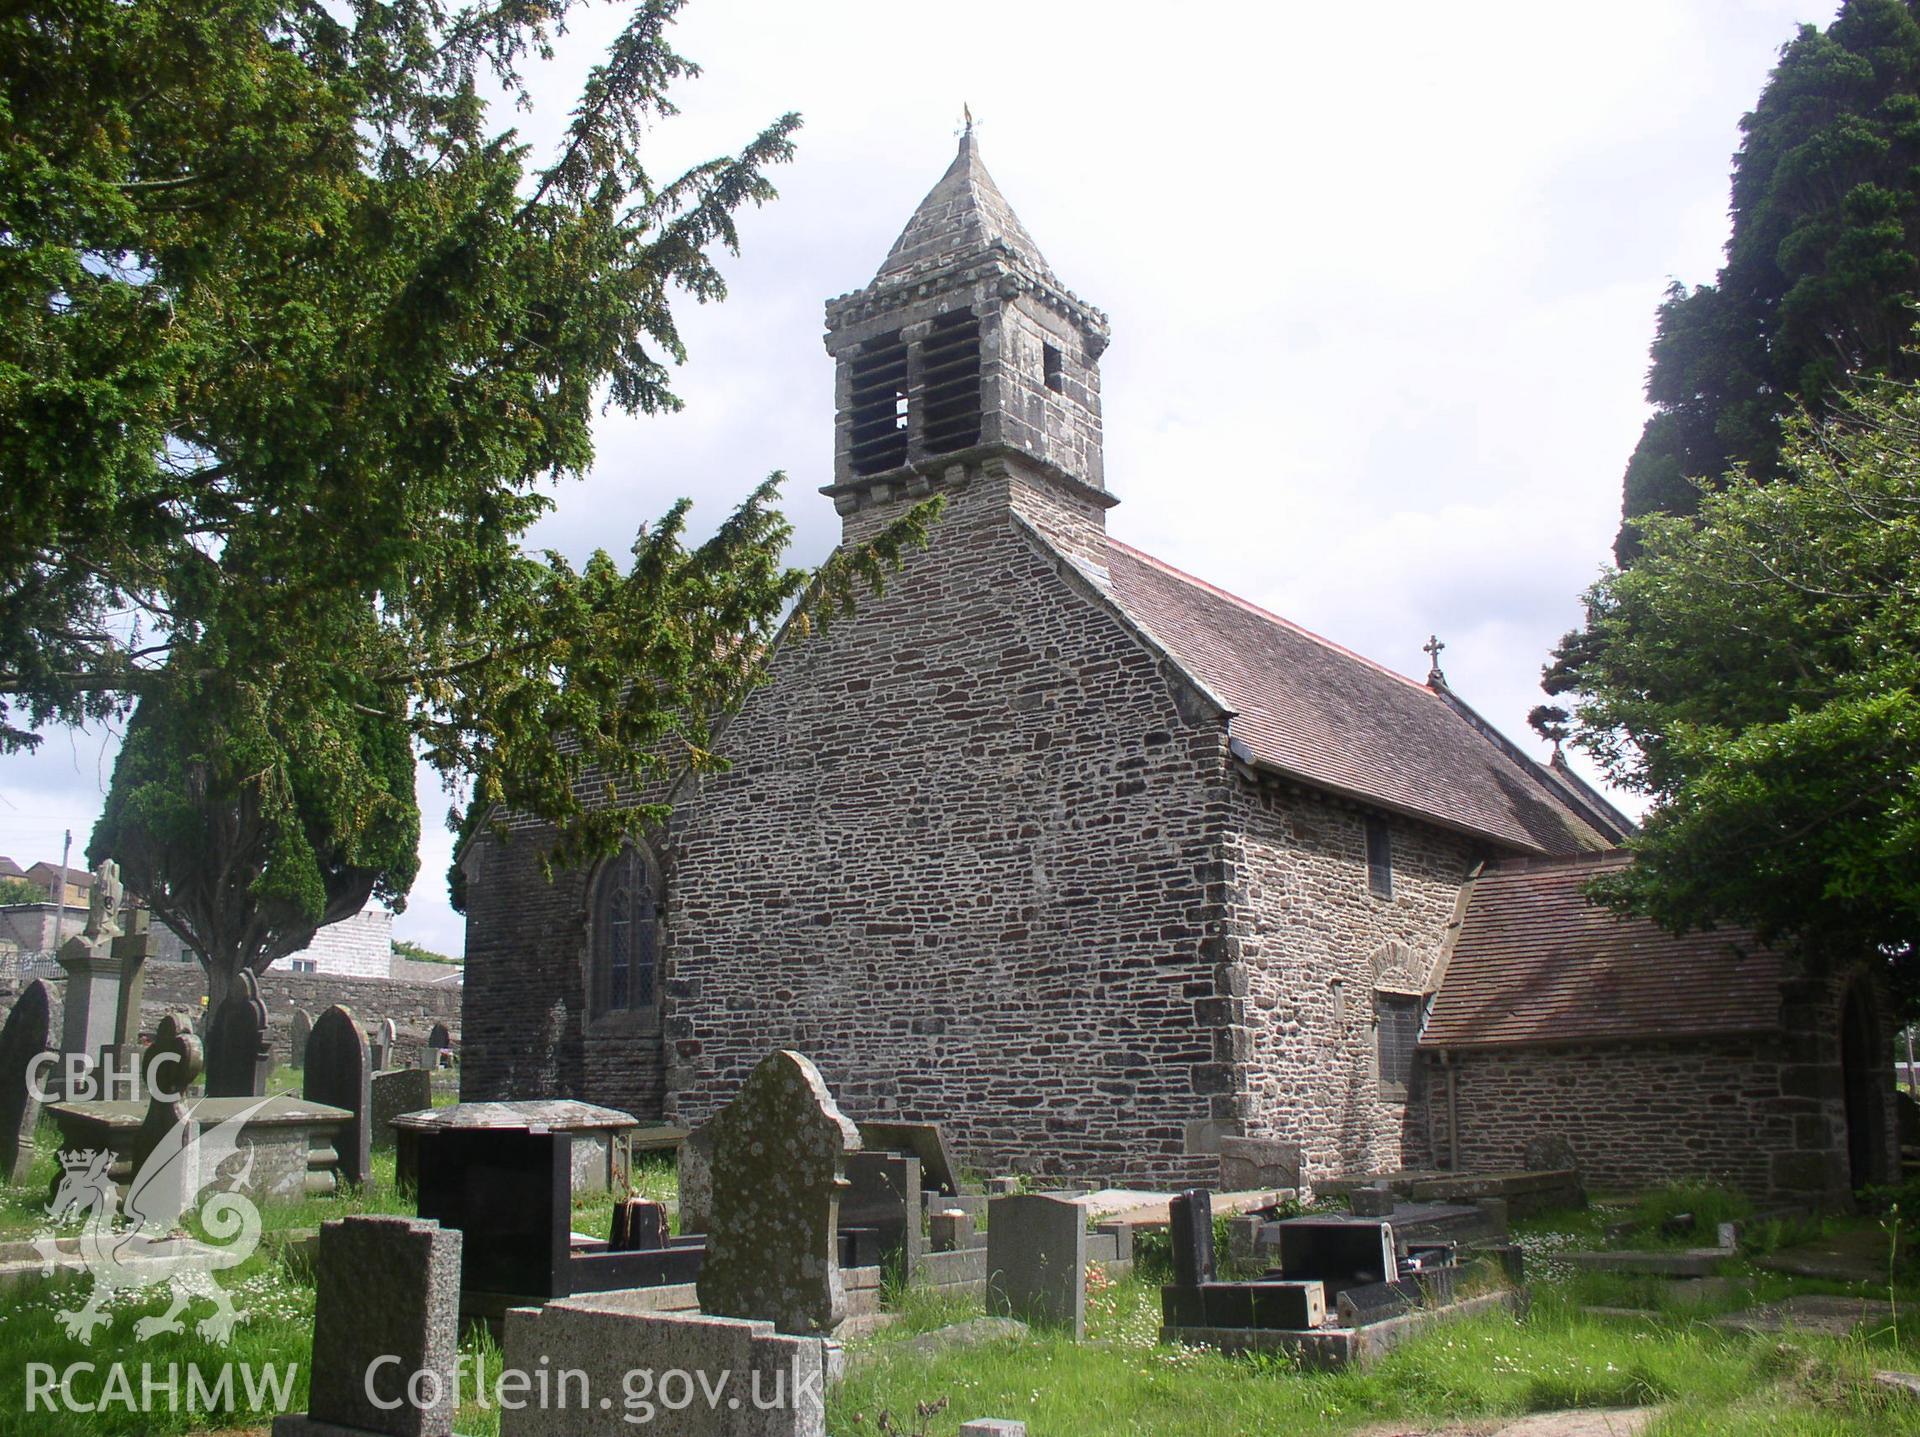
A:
[24,862,93,890]
[1421,853,1784,1049]
[1102,542,1611,855]
[0,857,22,879]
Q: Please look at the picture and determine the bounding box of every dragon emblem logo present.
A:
[32,1098,271,1344]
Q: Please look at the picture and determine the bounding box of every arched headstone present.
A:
[291,1009,314,1068]
[0,980,54,1185]
[426,1021,451,1052]
[204,970,271,1097]
[304,1006,371,1186]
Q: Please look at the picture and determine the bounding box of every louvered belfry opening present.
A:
[849,332,910,476]
[920,308,982,456]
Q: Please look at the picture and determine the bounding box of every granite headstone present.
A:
[370,1067,433,1150]
[273,1215,462,1437]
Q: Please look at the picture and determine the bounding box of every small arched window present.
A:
[590,845,661,1022]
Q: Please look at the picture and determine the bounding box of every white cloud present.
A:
[0,0,1833,952]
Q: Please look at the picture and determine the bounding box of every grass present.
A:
[2,1152,1919,1437]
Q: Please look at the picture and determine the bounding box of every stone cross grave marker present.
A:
[696,1049,860,1335]
[204,968,271,1097]
[303,1005,371,1186]
[0,980,53,1184]
[290,1009,314,1068]
[987,1193,1088,1338]
[271,1215,462,1437]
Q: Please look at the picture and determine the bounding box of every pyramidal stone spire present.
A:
[874,132,1055,284]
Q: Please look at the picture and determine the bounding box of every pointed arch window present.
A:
[591,844,662,1023]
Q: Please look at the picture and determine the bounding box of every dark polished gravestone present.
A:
[414,1128,701,1304]
[203,969,272,1097]
[843,1150,923,1275]
[1274,1216,1399,1302]
[0,980,54,1185]
[303,1005,371,1186]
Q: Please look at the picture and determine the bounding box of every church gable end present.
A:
[665,476,1241,1183]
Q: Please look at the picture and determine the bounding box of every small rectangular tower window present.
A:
[849,332,910,476]
[1365,816,1392,898]
[1376,992,1422,1098]
[920,308,982,455]
[1043,341,1065,392]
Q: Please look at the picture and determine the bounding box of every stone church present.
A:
[462,136,1894,1203]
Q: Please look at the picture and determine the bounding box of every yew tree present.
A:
[1559,372,1920,997]
[1,0,935,1001]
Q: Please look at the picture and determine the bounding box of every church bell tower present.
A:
[823,131,1114,564]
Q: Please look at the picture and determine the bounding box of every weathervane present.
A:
[958,103,975,138]
[1422,634,1446,686]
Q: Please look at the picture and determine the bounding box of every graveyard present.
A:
[0,974,1915,1437]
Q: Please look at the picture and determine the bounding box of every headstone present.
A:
[426,1021,452,1052]
[1169,1189,1217,1287]
[370,1067,433,1150]
[930,1209,974,1252]
[1523,1133,1579,1172]
[55,861,139,1077]
[379,1017,398,1054]
[959,1423,1028,1437]
[133,1014,202,1182]
[609,1198,669,1251]
[204,969,272,1097]
[0,980,53,1184]
[986,1193,1087,1338]
[498,1300,829,1437]
[843,1151,923,1273]
[856,1119,960,1195]
[1218,1135,1302,1192]
[697,1049,861,1335]
[290,1009,314,1068]
[415,1127,570,1298]
[272,1215,462,1437]
[985,1176,1020,1196]
[677,1119,716,1234]
[304,1005,372,1185]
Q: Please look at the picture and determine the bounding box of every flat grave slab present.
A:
[1163,1288,1524,1369]
[1711,1294,1898,1338]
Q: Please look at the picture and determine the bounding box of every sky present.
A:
[0,0,1841,957]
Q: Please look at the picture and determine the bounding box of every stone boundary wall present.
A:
[80,963,463,1062]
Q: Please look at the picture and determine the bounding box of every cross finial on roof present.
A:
[1423,635,1446,686]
